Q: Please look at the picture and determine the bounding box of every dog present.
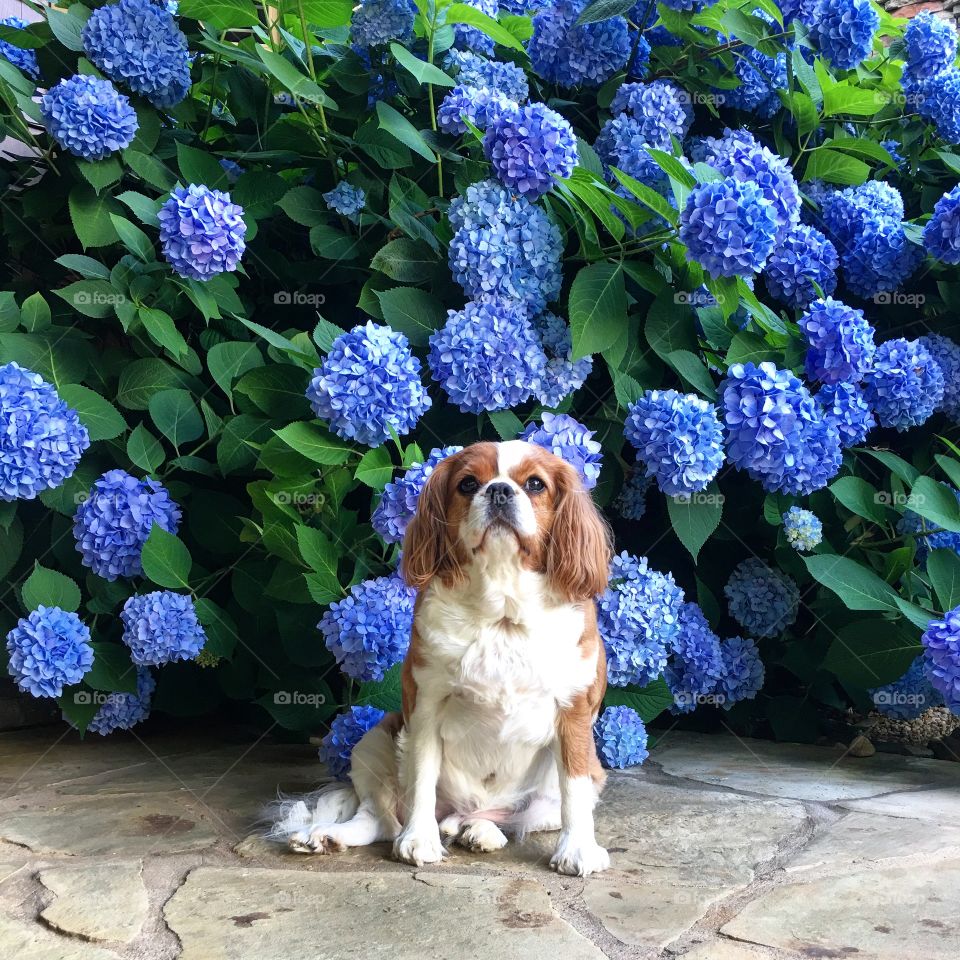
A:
[273,439,614,876]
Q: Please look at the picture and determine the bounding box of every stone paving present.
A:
[1,727,959,959]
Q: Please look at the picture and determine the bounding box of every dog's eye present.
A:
[524,476,546,493]
[458,476,479,495]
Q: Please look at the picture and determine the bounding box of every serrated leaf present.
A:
[141,524,192,589]
[823,620,922,687]
[569,262,626,360]
[804,555,900,612]
[208,341,263,398]
[149,389,203,448]
[355,447,394,490]
[389,43,455,86]
[667,484,723,560]
[375,286,445,347]
[928,549,960,613]
[604,677,674,723]
[139,307,189,360]
[277,185,328,227]
[274,422,353,465]
[126,423,164,473]
[59,384,126,441]
[445,3,525,51]
[376,101,436,162]
[21,563,81,613]
[85,642,139,695]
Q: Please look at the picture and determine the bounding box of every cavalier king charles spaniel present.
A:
[273,439,614,876]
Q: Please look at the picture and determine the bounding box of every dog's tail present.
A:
[262,781,360,841]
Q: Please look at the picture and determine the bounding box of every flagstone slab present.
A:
[841,786,960,823]
[0,914,122,959]
[678,940,781,959]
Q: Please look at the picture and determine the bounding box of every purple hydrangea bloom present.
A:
[870,657,943,720]
[920,334,960,422]
[609,80,690,143]
[763,224,838,308]
[614,470,653,521]
[532,311,593,408]
[484,101,578,197]
[1,362,90,502]
[437,84,517,136]
[453,0,499,55]
[816,381,876,448]
[87,668,156,735]
[862,338,945,432]
[40,75,138,160]
[520,413,603,489]
[120,591,206,666]
[804,0,878,71]
[319,575,415,682]
[594,705,649,768]
[6,607,93,699]
[904,10,957,79]
[799,297,875,385]
[718,635,765,707]
[73,470,181,581]
[0,16,39,78]
[323,182,366,223]
[783,506,823,552]
[924,184,960,264]
[445,50,529,104]
[351,0,416,48]
[921,605,960,712]
[307,322,431,447]
[158,184,246,281]
[666,602,725,714]
[725,558,799,639]
[319,705,385,780]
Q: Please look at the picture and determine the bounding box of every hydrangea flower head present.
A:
[921,605,960,712]
[121,592,206,666]
[73,470,181,581]
[898,485,960,565]
[319,575,415,682]
[725,558,800,638]
[806,0,878,71]
[351,0,416,48]
[905,10,957,79]
[628,33,651,80]
[1,362,90,501]
[445,50,529,104]
[453,0,499,55]
[920,334,960,423]
[870,657,943,721]
[718,635,765,707]
[319,705,385,780]
[841,214,921,301]
[87,668,156,735]
[816,381,876,448]
[438,84,516,135]
[41,75,138,160]
[307,322,431,447]
[821,181,904,244]
[763,224,838,308]
[614,470,653,521]
[6,607,93,699]
[625,390,724,497]
[429,299,547,413]
[919,67,960,143]
[532,311,593,408]
[484,101,578,197]
[323,182,366,223]
[924,184,960,264]
[724,17,787,118]
[666,603,725,714]
[862,338,944,432]
[520,413,603,489]
[799,298,875,385]
[82,0,190,107]
[609,81,690,143]
[594,705,649,768]
[783,506,823,552]
[0,17,38,77]
[594,114,670,195]
[158,184,246,281]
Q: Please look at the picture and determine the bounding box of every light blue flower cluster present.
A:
[445,50,529,104]
[532,311,593,408]
[520,414,603,489]
[87,668,156,735]
[599,552,684,688]
[319,705,385,780]
[870,657,943,721]
[898,484,960,565]
[447,179,563,312]
[624,390,724,497]
[610,81,690,143]
[323,182,366,223]
[372,446,463,544]
[528,0,631,88]
[614,471,653,521]
[121,592,206,666]
[921,605,960,712]
[665,603,725,714]
[453,0,498,55]
[438,85,516,136]
[718,635,765,708]
[721,362,842,496]
[799,298,875,385]
[73,470,181,581]
[862,338,945,431]
[307,322,431,447]
[1,362,89,502]
[904,11,957,80]
[484,102,578,197]
[351,0,416,48]
[319,575,415,682]
[158,185,246,281]
[920,334,960,422]
[593,705,649,768]
[429,299,547,413]
[594,114,670,201]
[816,382,876,448]
[802,0,878,71]
[83,0,190,107]
[763,224,838,308]
[725,558,800,639]
[924,184,960,264]
[6,607,94,699]
[783,506,823,552]
[41,75,138,161]
[0,17,38,77]
[680,177,777,278]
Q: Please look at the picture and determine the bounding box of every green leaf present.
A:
[356,447,394,490]
[149,389,203,448]
[0,291,19,331]
[355,662,403,712]
[69,185,121,248]
[59,384,126,441]
[908,476,960,533]
[0,517,22,580]
[77,156,123,193]
[575,0,634,24]
[46,7,87,52]
[21,292,51,331]
[277,185,328,227]
[194,598,238,661]
[488,409,524,441]
[110,215,154,261]
[176,142,228,190]
[53,281,116,319]
[178,0,260,28]
[141,525,192,589]
[257,46,336,107]
[389,43,455,87]
[804,555,900,612]
[55,254,110,281]
[124,150,176,192]
[218,414,272,474]
[568,262,626,360]
[85,642,139,695]
[375,287,445,347]
[857,448,919,486]
[208,341,263,398]
[58,692,99,734]
[822,84,888,118]
[376,101,436,162]
[666,484,723,560]
[936,453,960,490]
[21,563,81,613]
[822,620,922,688]
[295,525,340,592]
[896,597,935,631]
[370,238,437,283]
[308,225,361,260]
[298,0,354,25]
[445,3,526,51]
[138,307,189,360]
[604,677,674,723]
[117,189,162,226]
[828,476,889,525]
[234,364,310,420]
[928,549,960,613]
[666,349,716,399]
[127,423,164,473]
[611,167,678,224]
[274,422,353,465]
[803,148,870,186]
[725,331,777,367]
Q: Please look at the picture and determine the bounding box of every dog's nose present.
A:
[487,482,515,507]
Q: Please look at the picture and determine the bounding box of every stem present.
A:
[427,2,443,198]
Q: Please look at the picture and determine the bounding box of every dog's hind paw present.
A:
[287,827,346,855]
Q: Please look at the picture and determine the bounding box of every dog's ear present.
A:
[401,454,464,591]
[546,463,612,603]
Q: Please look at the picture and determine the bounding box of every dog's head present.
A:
[401,440,611,602]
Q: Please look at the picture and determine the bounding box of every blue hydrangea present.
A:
[6,607,94,699]
[593,705,649,768]
[429,299,547,413]
[921,605,960,713]
[599,552,684,688]
[82,0,191,108]
[919,68,960,143]
[120,591,206,666]
[453,0,499,55]
[721,362,843,496]
[680,177,778,278]
[372,446,463,544]
[725,558,799,638]
[816,381,876,448]
[219,158,243,182]
[532,311,593,408]
[609,81,690,144]
[799,297,875,385]
[870,657,943,720]
[355,46,399,106]
[841,215,922,301]
[718,635,765,708]
[862,338,945,432]
[821,181,904,245]
[520,413,603,489]
[438,84,516,136]
[40,75,138,161]
[880,139,905,166]
[628,33,651,80]
[319,575,414,682]
[805,0,878,71]
[1,362,90,502]
[898,485,960,565]
[319,705,386,780]
[905,10,957,80]
[529,0,631,88]
[323,182,366,223]
[445,50,529,104]
[0,17,39,78]
[783,506,823,552]
[724,12,787,119]
[658,0,707,8]
[351,0,416,48]
[665,603,725,714]
[624,390,725,497]
[158,184,246,281]
[307,322,430,447]
[763,224,838,308]
[73,470,181,581]
[87,668,156,735]
[594,114,671,196]
[614,470,653,521]
[447,179,563,312]
[920,334,960,423]
[484,101,578,197]
[924,184,960,264]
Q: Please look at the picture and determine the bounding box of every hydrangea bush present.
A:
[1,0,960,761]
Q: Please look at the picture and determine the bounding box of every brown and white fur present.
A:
[272,440,613,876]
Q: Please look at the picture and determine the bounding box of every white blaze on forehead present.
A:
[496,440,536,481]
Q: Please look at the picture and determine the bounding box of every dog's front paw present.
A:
[457,818,508,853]
[393,823,445,866]
[288,826,345,855]
[550,832,610,877]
